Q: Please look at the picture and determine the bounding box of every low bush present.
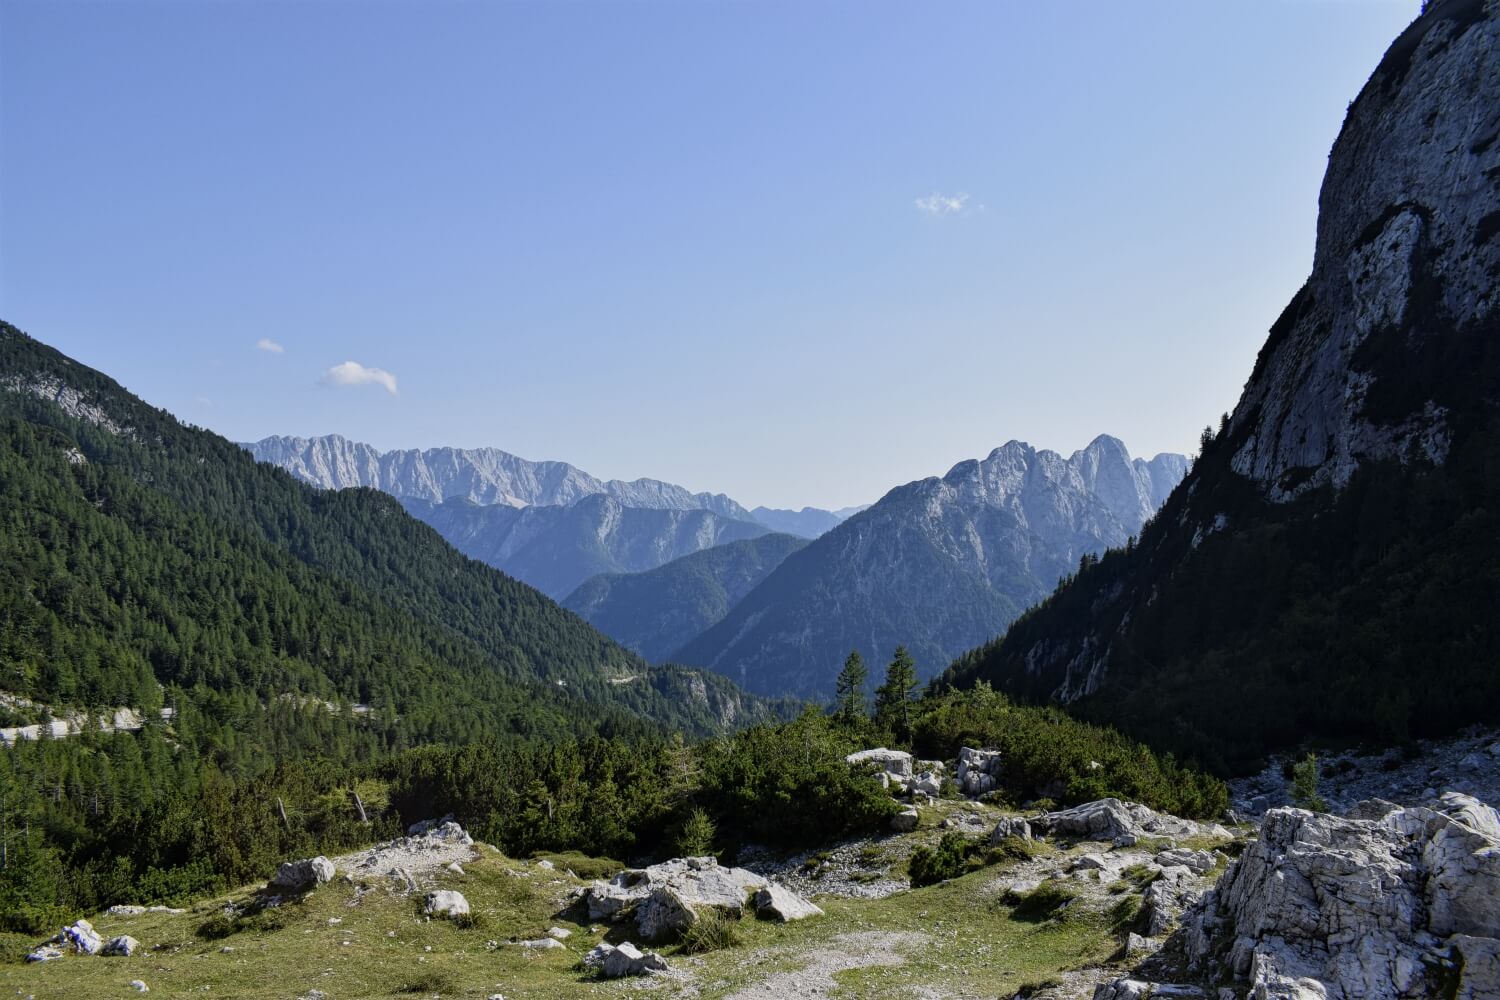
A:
[1005,881,1078,922]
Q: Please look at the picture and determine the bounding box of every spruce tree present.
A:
[874,646,919,744]
[834,650,868,725]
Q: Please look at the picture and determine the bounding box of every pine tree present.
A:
[873,646,919,744]
[834,650,868,725]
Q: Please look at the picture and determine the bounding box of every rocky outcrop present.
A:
[846,748,913,779]
[672,436,1187,697]
[580,857,786,940]
[1175,794,1500,999]
[991,816,1033,843]
[957,747,1003,797]
[1029,798,1209,844]
[890,807,920,833]
[271,856,336,890]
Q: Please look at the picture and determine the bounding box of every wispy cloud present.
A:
[321,360,399,395]
[914,192,981,217]
[256,338,285,354]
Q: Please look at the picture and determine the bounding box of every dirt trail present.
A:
[725,930,933,1000]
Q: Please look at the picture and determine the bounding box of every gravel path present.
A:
[725,931,932,1000]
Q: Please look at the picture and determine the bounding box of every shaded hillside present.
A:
[941,0,1500,772]
[401,494,771,600]
[564,533,809,661]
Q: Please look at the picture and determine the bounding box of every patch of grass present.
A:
[1107,895,1144,935]
[987,834,1043,864]
[678,910,743,954]
[856,845,884,867]
[453,911,488,931]
[0,932,37,964]
[1005,881,1079,923]
[530,851,622,880]
[397,969,456,993]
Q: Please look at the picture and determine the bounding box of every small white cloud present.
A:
[914,192,981,217]
[256,338,285,354]
[322,360,398,395]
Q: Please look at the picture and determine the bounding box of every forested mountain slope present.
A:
[0,322,775,742]
[563,532,809,661]
[942,0,1500,772]
[675,436,1186,698]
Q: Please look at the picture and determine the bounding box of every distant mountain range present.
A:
[563,532,809,662]
[750,505,868,539]
[401,493,774,600]
[246,434,865,597]
[245,434,754,519]
[672,436,1188,698]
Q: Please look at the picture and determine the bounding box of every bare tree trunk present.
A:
[351,790,368,823]
[276,796,290,831]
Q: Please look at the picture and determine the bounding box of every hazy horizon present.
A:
[0,0,1420,509]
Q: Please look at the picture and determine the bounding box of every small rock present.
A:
[518,937,564,950]
[546,926,572,939]
[753,883,824,921]
[272,856,336,890]
[103,935,140,957]
[536,859,555,870]
[62,919,103,955]
[446,862,465,875]
[991,816,1032,843]
[129,982,149,994]
[25,945,63,963]
[424,889,470,918]
[583,940,670,978]
[104,905,146,917]
[890,807,920,833]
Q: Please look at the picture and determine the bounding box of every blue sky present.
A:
[1,0,1418,510]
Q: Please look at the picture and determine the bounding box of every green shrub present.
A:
[1006,881,1078,922]
[678,910,742,953]
[1291,753,1327,812]
[398,970,456,993]
[530,852,624,881]
[673,808,717,857]
[909,832,988,887]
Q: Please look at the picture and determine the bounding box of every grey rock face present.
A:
[845,748,914,778]
[1179,793,1500,1000]
[245,433,752,518]
[674,436,1186,696]
[957,747,1004,798]
[1226,7,1500,500]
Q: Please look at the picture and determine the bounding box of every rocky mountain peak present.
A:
[1228,0,1500,501]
